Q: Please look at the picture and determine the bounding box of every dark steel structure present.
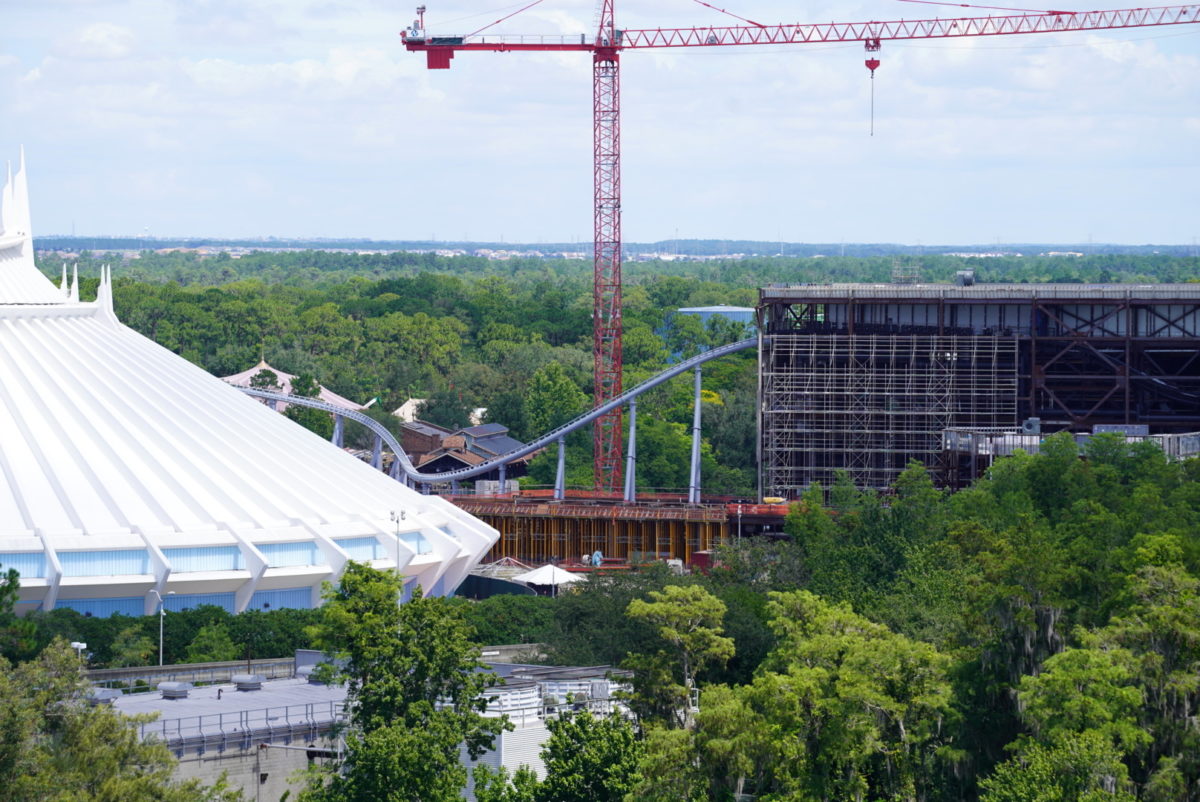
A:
[759,283,1200,494]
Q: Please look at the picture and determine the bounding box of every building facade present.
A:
[759,282,1200,494]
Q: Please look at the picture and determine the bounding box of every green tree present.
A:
[471,765,539,802]
[980,731,1136,802]
[301,563,505,801]
[714,591,955,801]
[0,639,242,801]
[534,711,642,802]
[109,625,156,668]
[184,623,240,663]
[417,387,474,431]
[625,585,734,728]
[248,367,281,391]
[285,372,334,439]
[0,567,37,661]
[524,361,587,436]
[623,726,706,802]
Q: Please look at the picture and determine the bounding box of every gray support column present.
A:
[451,479,459,494]
[498,462,507,489]
[371,434,383,469]
[332,415,344,448]
[623,398,638,503]
[688,365,703,504]
[554,437,566,501]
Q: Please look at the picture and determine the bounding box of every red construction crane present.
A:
[403,2,1200,491]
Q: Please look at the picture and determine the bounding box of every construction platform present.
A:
[449,491,787,564]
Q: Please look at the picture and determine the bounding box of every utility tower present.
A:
[402,2,1200,490]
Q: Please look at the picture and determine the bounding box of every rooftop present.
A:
[761,283,1200,302]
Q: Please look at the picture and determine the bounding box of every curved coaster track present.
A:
[237,337,761,497]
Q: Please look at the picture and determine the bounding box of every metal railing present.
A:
[140,699,345,753]
[89,658,296,692]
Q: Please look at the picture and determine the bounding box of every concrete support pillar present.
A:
[499,462,507,489]
[331,415,344,448]
[623,398,638,503]
[688,365,703,504]
[451,479,459,494]
[554,437,566,501]
[371,435,383,469]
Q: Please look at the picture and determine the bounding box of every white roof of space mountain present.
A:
[0,151,498,616]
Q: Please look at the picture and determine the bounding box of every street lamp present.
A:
[70,641,87,661]
[147,589,175,666]
[389,510,407,577]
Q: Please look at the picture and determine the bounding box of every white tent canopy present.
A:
[511,565,587,587]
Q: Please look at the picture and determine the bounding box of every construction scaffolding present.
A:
[451,499,728,564]
[759,283,1200,494]
[761,334,1018,492]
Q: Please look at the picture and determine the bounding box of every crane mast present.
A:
[593,0,623,491]
[402,2,1200,492]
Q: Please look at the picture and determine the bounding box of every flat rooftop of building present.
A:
[760,283,1200,302]
[111,662,625,745]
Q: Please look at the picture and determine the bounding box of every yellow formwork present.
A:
[453,501,729,564]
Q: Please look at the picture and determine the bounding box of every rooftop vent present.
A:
[159,681,193,700]
[296,664,328,685]
[88,687,122,706]
[232,674,265,692]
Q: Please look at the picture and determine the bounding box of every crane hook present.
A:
[864,39,881,136]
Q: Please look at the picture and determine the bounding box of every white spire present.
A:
[0,161,11,236]
[69,264,79,303]
[11,148,31,237]
[95,264,118,324]
[61,263,69,296]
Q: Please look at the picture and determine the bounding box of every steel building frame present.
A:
[759,283,1200,493]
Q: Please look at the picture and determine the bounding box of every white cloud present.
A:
[58,22,135,60]
[2,1,1197,242]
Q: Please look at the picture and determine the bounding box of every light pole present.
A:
[389,510,407,577]
[147,589,175,666]
[70,641,87,661]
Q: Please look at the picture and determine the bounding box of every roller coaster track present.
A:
[237,336,761,485]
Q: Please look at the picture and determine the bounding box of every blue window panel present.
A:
[59,549,150,577]
[257,542,320,568]
[249,587,311,611]
[164,592,236,614]
[400,532,431,555]
[0,552,46,578]
[335,537,384,562]
[163,546,244,573]
[58,596,143,617]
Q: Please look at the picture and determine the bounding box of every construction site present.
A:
[759,282,1200,495]
[452,492,787,565]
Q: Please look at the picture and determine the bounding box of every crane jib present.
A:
[403,4,1200,69]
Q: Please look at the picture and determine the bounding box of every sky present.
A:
[1,0,1197,245]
